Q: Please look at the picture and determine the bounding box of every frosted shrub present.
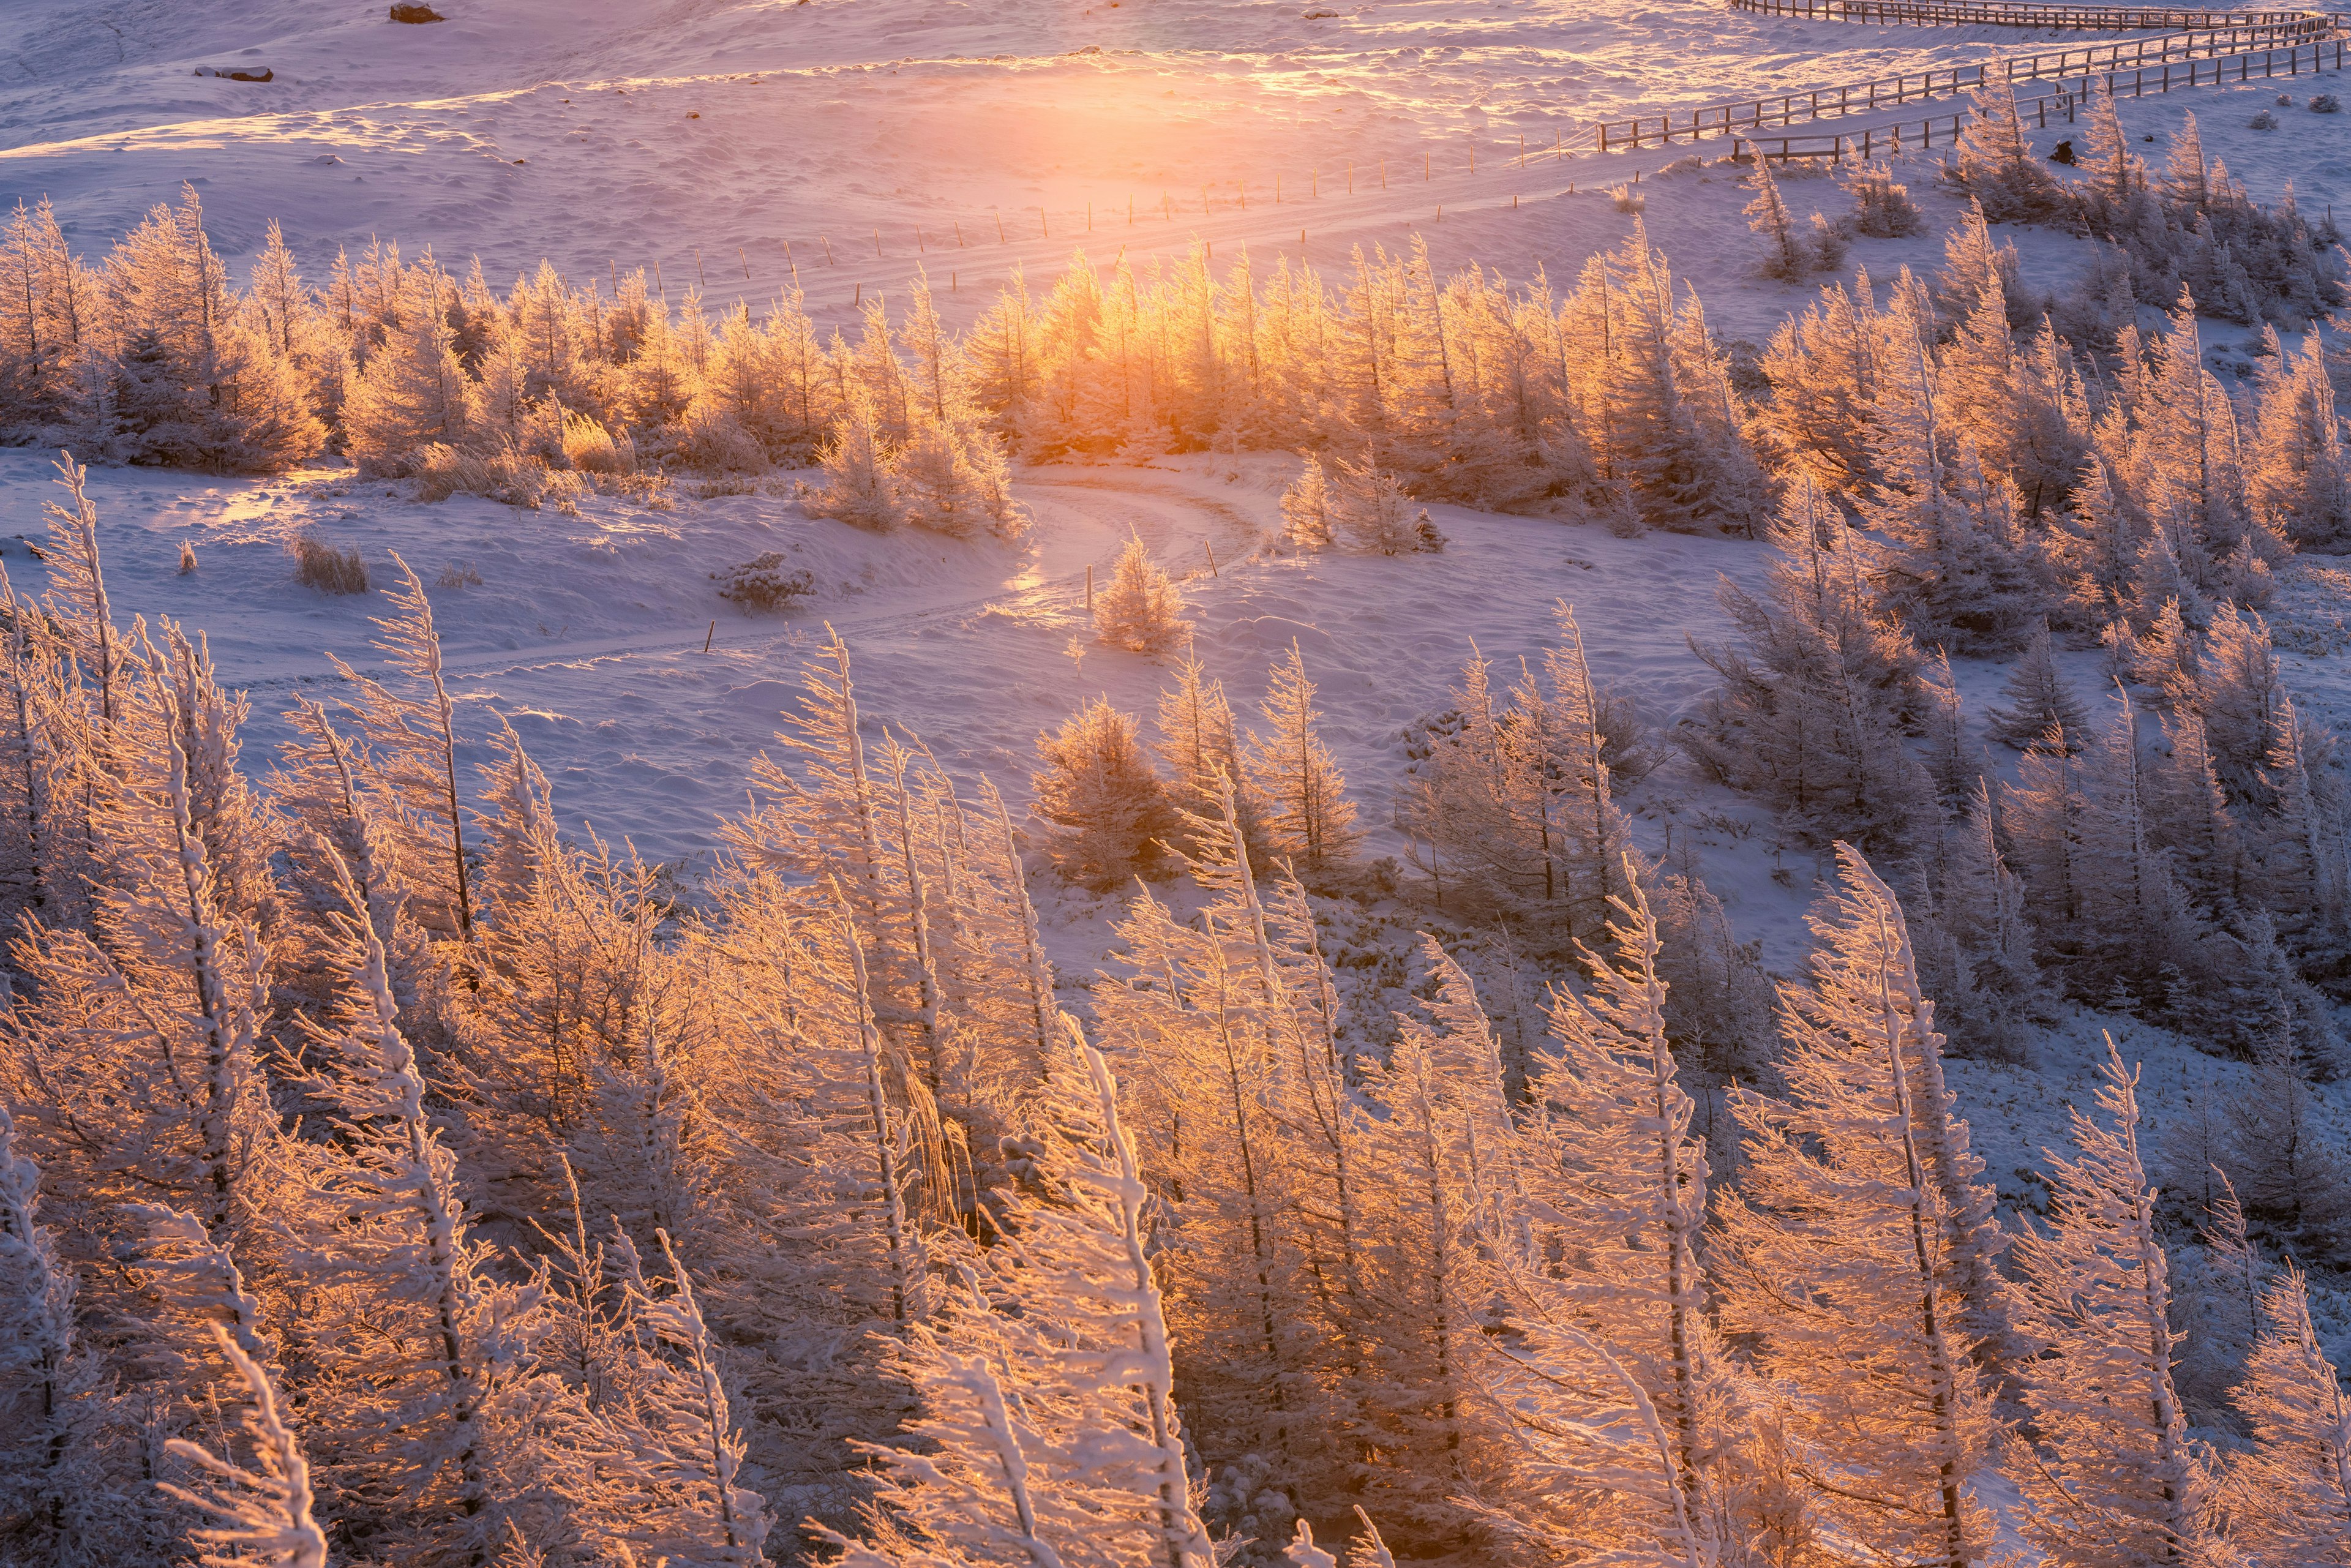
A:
[1610,183,1644,214]
[178,541,197,575]
[1093,535,1192,652]
[1752,165,1850,290]
[413,443,588,511]
[1745,160,1809,280]
[1330,448,1420,553]
[712,552,814,611]
[673,409,764,473]
[2314,94,2342,114]
[1951,77,2068,222]
[2249,109,2278,130]
[434,561,482,589]
[1280,453,1335,548]
[1033,696,1174,884]
[1808,211,1850,271]
[1845,160,1927,236]
[410,443,498,502]
[290,532,368,595]
[561,410,634,474]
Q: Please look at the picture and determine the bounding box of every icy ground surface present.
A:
[4,0,2351,1362]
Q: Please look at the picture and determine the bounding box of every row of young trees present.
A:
[0,176,1774,538]
[0,81,2336,555]
[3,451,2350,1568]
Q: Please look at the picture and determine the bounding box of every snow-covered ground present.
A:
[9,0,2347,341]
[6,0,2351,1316]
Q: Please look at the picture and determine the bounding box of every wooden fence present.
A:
[1596,10,2337,146]
[1599,13,2332,146]
[1727,32,2348,157]
[1728,0,2324,27]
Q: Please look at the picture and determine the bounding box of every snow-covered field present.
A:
[10,0,2347,341]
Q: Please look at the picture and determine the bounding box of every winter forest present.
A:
[7,0,2351,1564]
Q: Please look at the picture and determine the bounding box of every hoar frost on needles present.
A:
[1717,847,2012,1568]
[2011,1038,2215,1566]
[819,1024,1213,1568]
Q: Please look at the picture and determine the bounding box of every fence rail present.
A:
[1725,32,2347,157]
[1729,0,2323,27]
[1594,1,2339,148]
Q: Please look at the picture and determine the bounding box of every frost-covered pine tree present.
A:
[2118,596,2200,709]
[1094,789,1358,1524]
[728,628,898,950]
[0,559,86,934]
[2172,1168,2264,1416]
[1987,618,2090,751]
[800,384,904,530]
[2011,1038,2213,1567]
[1404,609,1633,932]
[1483,866,1753,1561]
[1578,222,1772,535]
[602,1231,773,1566]
[1954,78,2067,221]
[327,553,477,946]
[1281,452,1335,547]
[820,1025,1215,1568]
[1330,446,1423,555]
[2077,83,2151,233]
[157,1324,329,1568]
[1095,535,1193,653]
[282,854,560,1561]
[1919,651,1979,803]
[96,184,322,472]
[1717,848,2007,1568]
[2225,1260,2351,1561]
[1243,642,1357,873]
[1845,161,1927,238]
[2248,330,2351,549]
[1929,777,2041,1060]
[340,255,474,473]
[679,868,948,1506]
[1155,654,1261,852]
[1688,479,1933,854]
[1033,696,1174,885]
[1345,942,1515,1546]
[1744,159,1809,282]
[894,403,1027,541]
[2191,599,2287,801]
[2221,1045,2351,1257]
[1859,317,2044,655]
[1754,271,1897,500]
[0,197,96,436]
[0,1100,112,1564]
[1,620,279,1281]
